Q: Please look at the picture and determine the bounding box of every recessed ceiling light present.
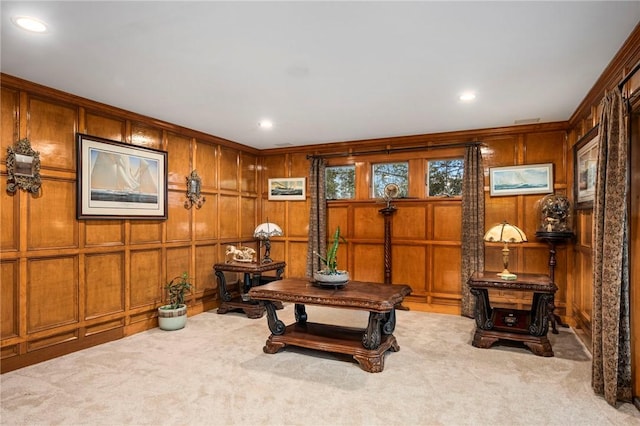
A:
[12,16,48,33]
[258,120,273,129]
[459,92,476,102]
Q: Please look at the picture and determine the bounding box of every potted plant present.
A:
[158,272,192,331]
[313,226,349,287]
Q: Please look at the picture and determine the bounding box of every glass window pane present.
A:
[427,159,464,197]
[372,162,408,198]
[325,165,355,199]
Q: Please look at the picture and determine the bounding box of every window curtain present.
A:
[591,89,632,406]
[307,157,327,278]
[460,145,485,318]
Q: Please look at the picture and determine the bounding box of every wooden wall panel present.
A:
[395,206,426,239]
[195,195,216,240]
[524,131,567,183]
[241,153,257,193]
[287,199,310,237]
[1,261,18,339]
[241,196,257,237]
[130,221,162,244]
[219,195,239,239]
[352,244,383,283]
[85,252,124,318]
[27,179,77,249]
[262,200,286,231]
[84,220,124,246]
[28,97,77,171]
[286,241,309,279]
[262,155,287,181]
[196,141,217,189]
[432,246,461,295]
[1,179,18,251]
[27,256,78,332]
[432,204,460,241]
[167,133,191,184]
[84,111,125,142]
[353,205,384,239]
[392,245,426,289]
[130,249,162,308]
[166,247,191,286]
[131,123,162,150]
[195,244,218,293]
[1,87,19,154]
[220,147,239,190]
[166,190,192,242]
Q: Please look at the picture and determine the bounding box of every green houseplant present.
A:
[158,272,192,331]
[313,226,349,286]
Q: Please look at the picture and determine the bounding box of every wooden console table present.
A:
[214,261,285,318]
[248,278,412,372]
[468,271,557,357]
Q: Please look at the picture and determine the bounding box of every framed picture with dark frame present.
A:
[268,177,306,200]
[489,163,554,196]
[573,125,599,210]
[76,133,168,219]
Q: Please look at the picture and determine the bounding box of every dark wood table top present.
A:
[248,278,411,313]
[213,260,286,273]
[469,271,557,293]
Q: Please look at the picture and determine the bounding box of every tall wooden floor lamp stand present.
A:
[535,230,574,333]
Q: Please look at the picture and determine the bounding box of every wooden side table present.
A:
[468,271,557,357]
[214,261,285,318]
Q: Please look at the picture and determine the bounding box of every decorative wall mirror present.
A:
[6,138,41,195]
[184,170,205,209]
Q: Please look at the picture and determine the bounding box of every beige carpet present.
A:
[1,305,639,425]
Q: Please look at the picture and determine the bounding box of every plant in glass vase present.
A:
[313,226,349,287]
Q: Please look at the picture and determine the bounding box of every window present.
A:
[372,162,408,198]
[427,159,464,197]
[325,165,355,199]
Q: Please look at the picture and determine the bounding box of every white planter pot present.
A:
[313,271,349,288]
[158,304,187,331]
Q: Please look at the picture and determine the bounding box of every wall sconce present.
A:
[6,138,41,195]
[253,221,283,263]
[484,221,527,280]
[184,170,205,209]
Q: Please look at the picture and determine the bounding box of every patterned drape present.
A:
[460,145,485,318]
[307,157,327,278]
[591,89,632,406]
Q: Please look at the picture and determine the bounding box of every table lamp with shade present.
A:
[253,221,283,263]
[484,221,527,280]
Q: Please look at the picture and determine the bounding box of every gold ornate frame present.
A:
[6,138,41,195]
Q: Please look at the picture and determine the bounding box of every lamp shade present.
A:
[484,221,527,243]
[253,222,283,239]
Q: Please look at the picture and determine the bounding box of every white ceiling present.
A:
[2,1,639,150]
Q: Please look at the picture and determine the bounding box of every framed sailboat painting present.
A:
[76,134,168,219]
[489,163,553,197]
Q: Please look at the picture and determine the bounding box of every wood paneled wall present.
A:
[260,125,569,315]
[565,24,640,401]
[566,24,640,347]
[0,75,261,372]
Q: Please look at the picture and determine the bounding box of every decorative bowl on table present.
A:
[313,271,349,289]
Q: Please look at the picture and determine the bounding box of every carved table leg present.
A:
[264,301,285,335]
[215,270,232,302]
[470,288,493,330]
[381,309,396,334]
[294,303,307,324]
[529,293,552,336]
[362,312,384,349]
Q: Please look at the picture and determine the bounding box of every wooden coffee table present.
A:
[248,278,411,373]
